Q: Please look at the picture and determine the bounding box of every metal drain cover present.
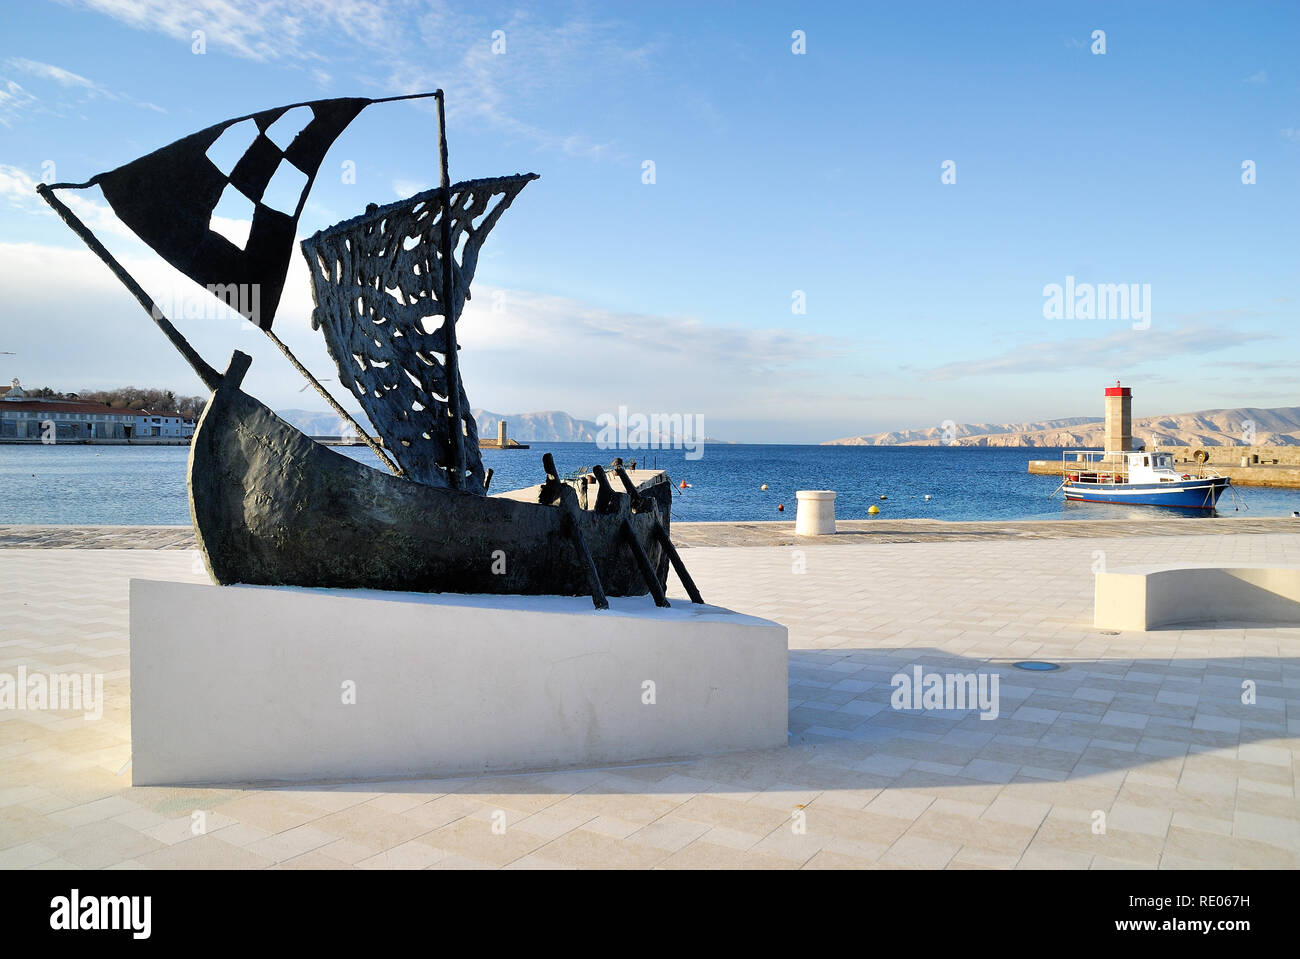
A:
[1012,661,1061,671]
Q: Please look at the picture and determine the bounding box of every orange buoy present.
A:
[678,479,688,490]
[777,503,785,512]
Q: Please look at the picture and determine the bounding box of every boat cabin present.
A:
[1064,449,1191,486]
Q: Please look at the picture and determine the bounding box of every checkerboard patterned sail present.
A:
[301,173,538,491]
[69,97,391,331]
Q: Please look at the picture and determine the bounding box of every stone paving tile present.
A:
[412,819,550,867]
[951,847,1022,869]
[133,835,276,869]
[2,531,1299,869]
[0,841,59,869]
[273,850,361,870]
[530,826,672,869]
[879,834,962,868]
[625,817,710,852]
[656,841,798,870]
[244,825,340,864]
[308,805,432,857]
[803,849,883,869]
[206,794,327,835]
[907,809,1037,857]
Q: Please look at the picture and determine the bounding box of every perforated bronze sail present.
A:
[301,173,538,491]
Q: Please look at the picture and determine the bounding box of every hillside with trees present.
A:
[16,386,206,416]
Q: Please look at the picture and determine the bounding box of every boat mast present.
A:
[261,328,402,476]
[434,89,468,491]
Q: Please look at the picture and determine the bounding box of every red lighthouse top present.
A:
[1105,380,1131,397]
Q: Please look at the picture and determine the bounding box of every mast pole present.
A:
[262,329,402,476]
[434,90,468,491]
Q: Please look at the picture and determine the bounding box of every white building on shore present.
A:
[134,410,197,438]
[0,378,196,441]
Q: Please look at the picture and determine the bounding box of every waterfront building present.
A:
[0,397,141,439]
[0,378,194,440]
[134,410,197,438]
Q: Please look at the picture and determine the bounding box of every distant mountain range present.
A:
[275,409,359,436]
[825,407,1300,448]
[275,408,721,444]
[275,407,601,442]
[472,409,601,443]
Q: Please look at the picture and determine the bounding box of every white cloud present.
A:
[0,164,143,242]
[0,227,842,430]
[455,287,844,423]
[391,10,644,159]
[1244,68,1268,85]
[0,164,40,205]
[2,57,167,115]
[0,79,38,127]
[392,178,430,199]
[6,58,100,90]
[55,0,410,61]
[920,326,1277,382]
[55,0,647,161]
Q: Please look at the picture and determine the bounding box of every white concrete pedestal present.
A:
[795,490,836,535]
[129,580,788,786]
[1095,564,1300,630]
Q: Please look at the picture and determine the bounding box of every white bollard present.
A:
[795,490,836,535]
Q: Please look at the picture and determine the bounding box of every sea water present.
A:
[2,443,1297,525]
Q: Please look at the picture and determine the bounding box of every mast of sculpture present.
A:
[434,90,467,490]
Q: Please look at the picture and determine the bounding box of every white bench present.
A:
[1095,564,1300,630]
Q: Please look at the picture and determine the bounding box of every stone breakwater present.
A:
[1161,445,1300,467]
[4,516,1299,550]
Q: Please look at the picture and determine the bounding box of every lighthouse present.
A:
[1104,380,1131,457]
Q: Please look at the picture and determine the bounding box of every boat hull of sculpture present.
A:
[189,373,672,596]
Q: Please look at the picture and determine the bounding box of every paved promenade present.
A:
[1,522,1297,869]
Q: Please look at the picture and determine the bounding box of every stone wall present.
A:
[1163,445,1300,466]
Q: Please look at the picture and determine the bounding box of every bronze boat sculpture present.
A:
[38,91,701,608]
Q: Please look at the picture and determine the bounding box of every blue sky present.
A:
[0,0,1296,442]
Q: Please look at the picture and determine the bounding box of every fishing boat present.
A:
[1060,449,1230,510]
[37,91,701,608]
